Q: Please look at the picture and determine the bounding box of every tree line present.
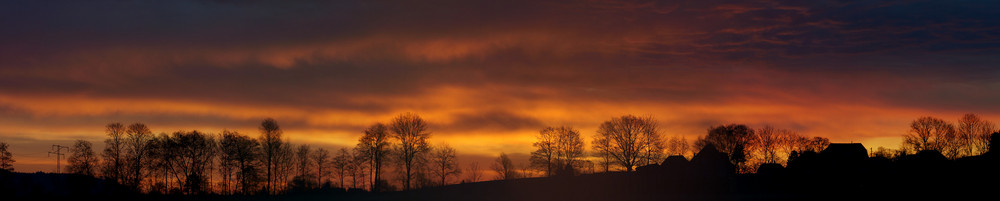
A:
[503,115,832,177]
[502,113,997,178]
[888,114,996,159]
[0,112,464,195]
[1,112,998,194]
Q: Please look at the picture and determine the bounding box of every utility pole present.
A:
[48,145,69,173]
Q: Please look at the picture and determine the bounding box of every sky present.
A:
[1,0,1000,173]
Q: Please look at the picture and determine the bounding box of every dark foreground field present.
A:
[4,145,998,201]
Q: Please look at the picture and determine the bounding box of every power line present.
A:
[48,145,69,173]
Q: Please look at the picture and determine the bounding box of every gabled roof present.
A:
[820,143,868,160]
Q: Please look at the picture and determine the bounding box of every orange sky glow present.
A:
[2,0,1000,174]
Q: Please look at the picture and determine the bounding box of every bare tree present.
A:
[348,150,368,189]
[556,127,585,170]
[333,148,350,188]
[530,126,584,176]
[904,116,957,155]
[976,125,998,154]
[958,114,982,156]
[592,138,613,172]
[592,115,664,172]
[216,134,235,194]
[872,146,895,158]
[123,123,154,189]
[102,123,126,183]
[275,143,295,192]
[695,124,755,172]
[389,113,431,190]
[67,140,98,176]
[696,124,755,156]
[804,136,830,152]
[666,136,689,157]
[0,142,13,171]
[410,160,433,189]
[259,118,293,194]
[295,145,313,179]
[530,127,557,176]
[219,130,261,195]
[958,113,997,156]
[311,148,330,187]
[578,159,596,174]
[154,130,217,194]
[779,134,807,154]
[430,144,461,186]
[491,153,518,180]
[519,163,535,178]
[754,126,785,164]
[356,123,391,191]
[774,132,810,165]
[466,162,482,182]
[147,133,173,194]
[289,144,316,190]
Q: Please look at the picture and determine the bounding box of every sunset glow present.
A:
[2,0,999,174]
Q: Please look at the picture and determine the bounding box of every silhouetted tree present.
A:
[778,134,807,156]
[102,123,126,184]
[754,126,782,164]
[295,145,313,182]
[592,142,613,172]
[219,130,261,195]
[410,161,433,189]
[577,159,596,174]
[67,140,98,176]
[0,142,13,171]
[123,123,154,189]
[531,127,557,176]
[259,118,293,194]
[696,124,755,171]
[148,133,173,194]
[731,145,747,170]
[904,116,956,155]
[466,162,482,182]
[492,153,518,180]
[696,124,754,157]
[311,148,330,188]
[531,126,584,176]
[519,163,535,178]
[872,146,895,158]
[958,113,996,156]
[389,113,431,190]
[333,148,350,188]
[592,115,663,172]
[754,125,804,165]
[217,134,235,194]
[356,123,391,191]
[155,130,217,194]
[430,144,461,186]
[991,132,1000,153]
[348,150,368,189]
[666,136,690,157]
[981,131,998,154]
[276,146,294,192]
[804,136,830,152]
[555,127,584,173]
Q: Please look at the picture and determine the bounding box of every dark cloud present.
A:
[1,0,997,113]
[2,0,1000,172]
[438,111,545,134]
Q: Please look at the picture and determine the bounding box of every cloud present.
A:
[439,111,546,134]
[1,0,1000,172]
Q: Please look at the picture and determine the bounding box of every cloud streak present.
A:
[1,0,999,172]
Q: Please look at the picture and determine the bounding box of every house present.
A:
[820,143,868,161]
